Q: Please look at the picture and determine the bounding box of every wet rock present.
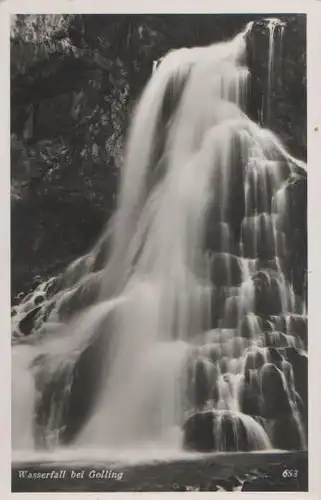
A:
[239,371,263,417]
[238,313,262,339]
[267,315,287,333]
[260,363,292,419]
[183,410,270,452]
[281,360,297,402]
[252,270,283,317]
[252,256,285,273]
[274,231,288,259]
[243,347,266,374]
[265,346,284,367]
[285,314,307,350]
[208,131,246,245]
[241,214,276,259]
[270,415,306,450]
[188,357,218,409]
[291,163,307,178]
[183,411,215,452]
[220,296,241,328]
[273,176,307,296]
[219,356,230,374]
[210,286,233,329]
[263,331,300,349]
[244,161,291,217]
[34,294,45,305]
[199,343,222,364]
[274,176,307,234]
[268,160,292,183]
[245,166,273,215]
[283,347,308,416]
[58,254,93,290]
[41,299,57,324]
[18,305,42,336]
[57,271,103,321]
[209,253,244,287]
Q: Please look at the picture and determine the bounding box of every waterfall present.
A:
[265,18,286,125]
[12,20,307,458]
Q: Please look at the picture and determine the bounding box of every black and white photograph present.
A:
[10,8,311,493]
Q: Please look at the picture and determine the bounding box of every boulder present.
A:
[270,415,306,450]
[260,363,292,419]
[183,409,270,452]
[182,411,215,452]
[18,305,43,336]
[243,347,266,375]
[238,313,262,339]
[252,270,283,317]
[265,346,284,367]
[209,253,244,287]
[188,357,219,409]
[239,371,263,417]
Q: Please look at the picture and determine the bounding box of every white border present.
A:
[1,1,321,499]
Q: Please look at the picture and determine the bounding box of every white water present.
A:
[266,18,286,125]
[12,20,307,458]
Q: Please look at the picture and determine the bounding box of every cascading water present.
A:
[12,19,307,460]
[265,18,286,125]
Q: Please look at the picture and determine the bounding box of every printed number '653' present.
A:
[282,469,299,479]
